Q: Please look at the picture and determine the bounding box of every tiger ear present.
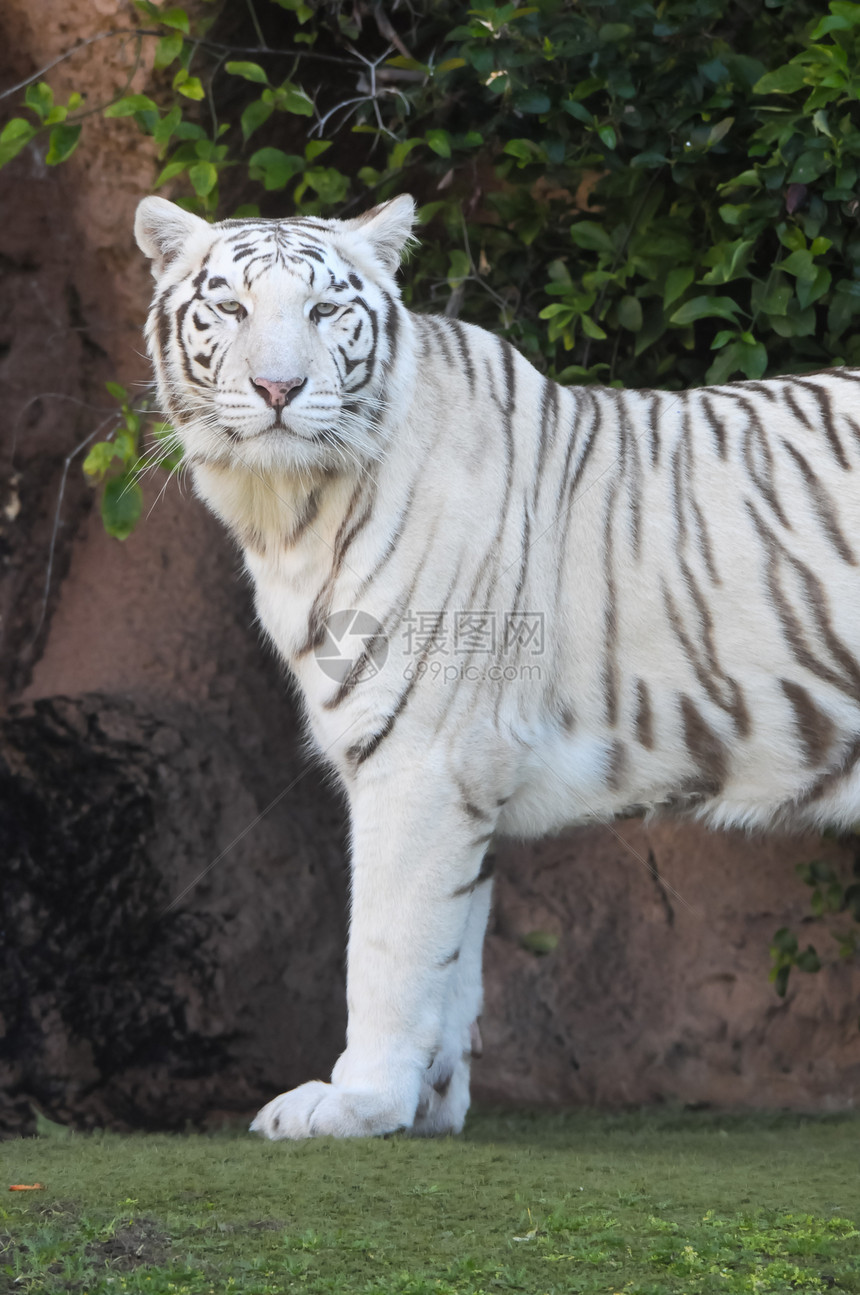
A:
[344,194,417,275]
[135,196,212,276]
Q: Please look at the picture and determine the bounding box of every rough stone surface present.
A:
[0,693,349,1135]
[1,0,859,1136]
[482,825,860,1112]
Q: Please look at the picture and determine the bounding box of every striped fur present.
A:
[136,194,860,1139]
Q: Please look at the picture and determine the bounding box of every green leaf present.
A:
[739,340,768,379]
[546,259,572,286]
[598,22,632,41]
[415,200,444,224]
[664,266,694,308]
[700,238,755,285]
[101,475,143,541]
[754,64,809,94]
[177,76,205,102]
[189,160,218,196]
[772,927,798,956]
[717,203,749,227]
[789,151,831,184]
[113,429,138,463]
[389,137,422,170]
[569,221,614,254]
[434,57,466,74]
[707,341,744,383]
[105,381,128,401]
[580,314,607,340]
[158,5,189,32]
[778,224,806,252]
[272,0,314,18]
[752,276,792,317]
[0,117,36,167]
[45,123,81,165]
[241,98,273,141]
[273,82,314,116]
[617,295,643,331]
[25,81,53,121]
[721,168,760,191]
[503,138,542,165]
[795,946,822,974]
[155,159,190,188]
[104,94,158,117]
[226,60,270,85]
[300,166,348,204]
[597,123,617,150]
[153,103,182,150]
[562,99,592,125]
[781,249,817,281]
[630,151,667,169]
[154,30,183,68]
[796,265,831,310]
[707,117,734,147]
[248,147,304,191]
[811,3,860,37]
[519,931,559,956]
[83,441,122,479]
[173,120,205,142]
[425,128,451,158]
[447,249,471,284]
[515,90,550,114]
[305,139,331,161]
[812,108,833,138]
[384,55,425,72]
[769,303,816,337]
[670,295,741,325]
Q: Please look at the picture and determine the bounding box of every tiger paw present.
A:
[250,1081,411,1140]
[410,1042,473,1138]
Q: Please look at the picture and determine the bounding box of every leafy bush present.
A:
[8,0,860,535]
[770,852,860,995]
[8,1,860,391]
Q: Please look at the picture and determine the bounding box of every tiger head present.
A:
[134,195,415,474]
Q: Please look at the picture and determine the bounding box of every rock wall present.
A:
[1,0,858,1134]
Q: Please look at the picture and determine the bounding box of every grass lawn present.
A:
[2,1108,859,1294]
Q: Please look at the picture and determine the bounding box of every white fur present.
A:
[136,195,860,1139]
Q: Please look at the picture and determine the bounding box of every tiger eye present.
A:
[217,299,245,317]
[312,302,338,320]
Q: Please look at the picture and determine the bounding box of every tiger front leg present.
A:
[410,864,494,1137]
[251,770,498,1140]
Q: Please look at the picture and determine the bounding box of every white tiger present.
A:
[135,192,860,1139]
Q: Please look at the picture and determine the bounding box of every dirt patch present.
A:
[85,1219,170,1272]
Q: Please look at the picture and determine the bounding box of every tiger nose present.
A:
[251,376,306,408]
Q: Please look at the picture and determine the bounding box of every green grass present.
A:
[2,1109,860,1294]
